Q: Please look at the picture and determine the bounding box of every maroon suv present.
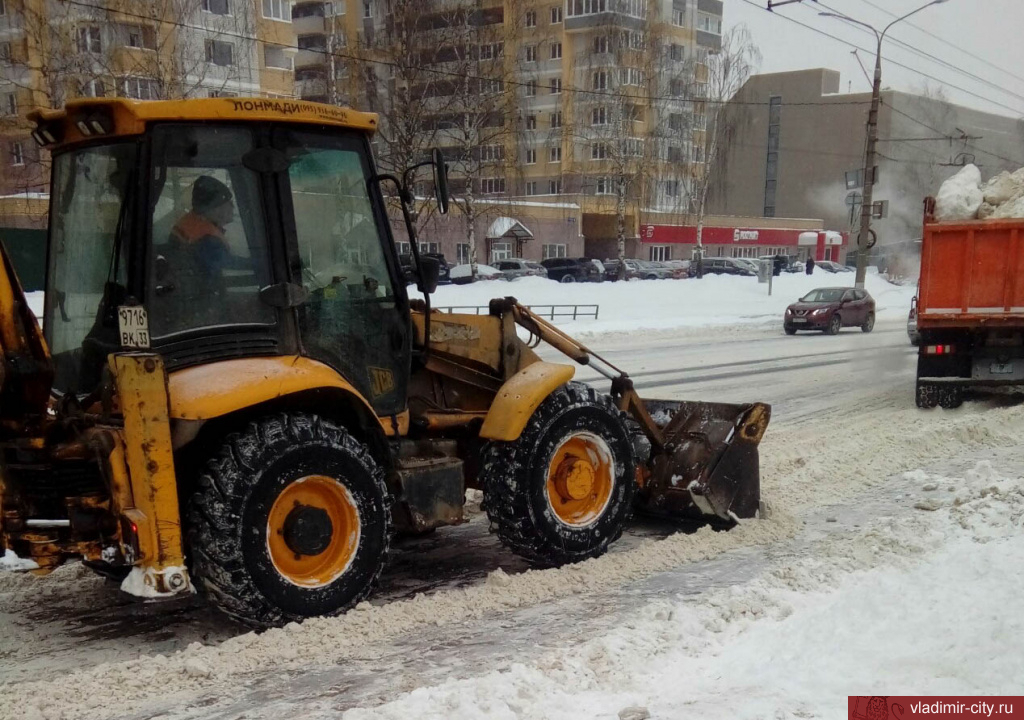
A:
[784,287,875,335]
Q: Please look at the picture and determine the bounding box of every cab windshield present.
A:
[45,142,137,394]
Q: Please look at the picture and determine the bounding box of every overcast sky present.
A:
[724,0,1024,119]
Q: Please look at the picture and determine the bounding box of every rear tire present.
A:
[862,313,875,333]
[916,383,939,409]
[481,382,637,566]
[938,385,964,409]
[561,274,576,284]
[187,413,391,628]
[827,314,842,335]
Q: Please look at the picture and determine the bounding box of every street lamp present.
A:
[819,0,950,288]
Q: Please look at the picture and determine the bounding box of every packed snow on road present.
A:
[4,274,1023,720]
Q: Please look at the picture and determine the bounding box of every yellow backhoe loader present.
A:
[0,98,769,627]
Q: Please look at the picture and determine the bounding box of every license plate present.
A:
[117,306,151,349]
[990,362,1014,375]
[791,318,807,323]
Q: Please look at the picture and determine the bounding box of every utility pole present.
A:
[771,0,949,288]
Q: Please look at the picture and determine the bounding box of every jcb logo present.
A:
[368,367,395,397]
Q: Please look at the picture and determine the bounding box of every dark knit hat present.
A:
[192,175,233,214]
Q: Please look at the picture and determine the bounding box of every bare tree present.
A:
[685,26,760,276]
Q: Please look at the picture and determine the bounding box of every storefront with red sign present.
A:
[639,224,848,263]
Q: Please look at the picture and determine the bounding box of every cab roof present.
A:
[28,97,379,149]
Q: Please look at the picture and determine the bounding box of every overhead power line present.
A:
[738,0,1024,116]
[56,0,873,109]
[854,0,1024,86]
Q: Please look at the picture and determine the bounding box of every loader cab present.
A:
[36,99,416,416]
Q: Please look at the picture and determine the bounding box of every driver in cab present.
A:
[168,175,245,302]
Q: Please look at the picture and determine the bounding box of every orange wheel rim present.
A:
[545,432,615,527]
[267,475,361,588]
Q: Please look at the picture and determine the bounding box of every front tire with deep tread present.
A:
[187,413,391,628]
[480,382,637,567]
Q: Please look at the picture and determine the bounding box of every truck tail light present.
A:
[925,344,954,355]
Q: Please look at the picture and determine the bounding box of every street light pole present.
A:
[818,0,949,288]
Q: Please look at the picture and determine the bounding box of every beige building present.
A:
[708,68,1024,254]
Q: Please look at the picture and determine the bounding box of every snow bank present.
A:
[340,460,1024,719]
[936,163,1024,221]
[0,549,38,572]
[417,272,914,336]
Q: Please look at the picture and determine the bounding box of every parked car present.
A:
[732,258,761,274]
[816,260,849,274]
[663,259,693,277]
[583,258,606,278]
[907,296,920,346]
[494,258,547,280]
[784,287,876,335]
[449,263,505,284]
[399,252,452,286]
[702,258,757,276]
[637,260,677,279]
[603,258,643,281]
[541,257,602,283]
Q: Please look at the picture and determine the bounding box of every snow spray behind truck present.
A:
[914,197,1024,408]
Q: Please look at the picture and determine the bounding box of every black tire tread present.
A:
[481,382,637,567]
[186,413,391,628]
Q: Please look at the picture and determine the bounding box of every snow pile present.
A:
[449,263,503,281]
[416,272,915,336]
[0,549,38,572]
[339,461,1024,719]
[935,163,1024,221]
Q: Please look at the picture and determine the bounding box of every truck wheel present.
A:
[827,314,842,335]
[187,413,391,628]
[862,313,875,333]
[481,382,637,567]
[939,385,964,409]
[784,326,797,335]
[916,383,939,409]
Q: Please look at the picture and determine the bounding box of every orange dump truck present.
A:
[915,198,1024,408]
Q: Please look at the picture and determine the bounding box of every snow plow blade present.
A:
[632,399,771,522]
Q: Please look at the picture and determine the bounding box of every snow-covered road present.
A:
[4,310,1024,720]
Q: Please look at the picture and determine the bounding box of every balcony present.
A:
[565,0,646,33]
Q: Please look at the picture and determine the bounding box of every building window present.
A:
[0,0,6,15]
[297,34,326,51]
[596,177,611,194]
[551,111,562,128]
[2,92,15,115]
[663,180,679,198]
[120,77,161,100]
[549,78,561,94]
[669,43,683,61]
[76,27,102,54]
[764,96,781,218]
[80,79,105,97]
[456,244,470,264]
[525,147,537,164]
[548,179,562,194]
[542,243,566,259]
[525,114,537,130]
[672,9,685,26]
[591,143,608,160]
[550,42,562,60]
[593,71,608,91]
[592,107,607,125]
[202,0,230,14]
[480,144,504,162]
[621,68,644,86]
[669,113,684,132]
[525,45,537,62]
[421,242,440,254]
[594,36,608,54]
[525,181,538,195]
[396,241,412,255]
[525,80,537,97]
[697,12,722,34]
[363,1,372,18]
[262,0,290,20]
[10,141,23,166]
[649,245,671,261]
[481,177,506,195]
[550,5,562,23]
[0,42,9,62]
[209,89,238,98]
[623,137,644,157]
[264,46,292,69]
[525,10,536,27]
[567,0,606,16]
[479,42,503,60]
[205,39,234,66]
[628,32,645,50]
[549,146,562,162]
[490,242,512,262]
[693,144,705,162]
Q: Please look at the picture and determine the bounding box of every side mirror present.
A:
[418,254,440,294]
[431,148,449,215]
